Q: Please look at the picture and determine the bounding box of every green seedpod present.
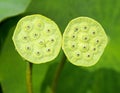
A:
[62,17,108,67]
[12,14,62,64]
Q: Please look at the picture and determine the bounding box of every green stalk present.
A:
[26,62,33,93]
[51,54,66,93]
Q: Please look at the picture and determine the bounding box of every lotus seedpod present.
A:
[12,14,62,64]
[62,17,108,67]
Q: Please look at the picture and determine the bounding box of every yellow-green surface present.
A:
[62,17,108,66]
[0,0,120,93]
[13,14,62,64]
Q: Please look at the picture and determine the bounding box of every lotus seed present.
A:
[82,35,89,41]
[96,40,99,43]
[25,26,31,31]
[69,42,77,49]
[12,14,62,64]
[37,51,40,54]
[34,50,42,57]
[26,47,30,50]
[80,23,89,31]
[35,20,44,30]
[92,31,95,35]
[36,51,41,56]
[47,48,51,52]
[89,27,98,37]
[84,52,93,61]
[83,46,86,49]
[34,33,38,37]
[45,48,53,56]
[38,23,41,27]
[84,37,87,40]
[87,54,90,57]
[23,22,32,31]
[27,26,30,29]
[84,26,87,29]
[47,29,50,32]
[83,46,88,51]
[27,47,30,50]
[33,33,39,38]
[34,33,37,36]
[77,53,80,57]
[72,35,75,38]
[39,40,43,44]
[79,43,89,52]
[93,48,96,51]
[51,39,54,42]
[75,28,78,32]
[23,36,27,40]
[72,44,75,48]
[62,17,108,66]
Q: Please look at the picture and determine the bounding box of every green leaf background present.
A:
[0,0,31,22]
[0,0,120,93]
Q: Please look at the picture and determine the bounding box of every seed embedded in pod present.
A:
[91,37,102,46]
[79,43,89,52]
[93,47,97,52]
[62,17,108,67]
[12,14,62,64]
[72,44,75,48]
[48,37,55,43]
[80,22,89,32]
[26,46,31,51]
[70,34,77,40]
[34,19,44,30]
[51,38,54,42]
[23,36,27,40]
[17,31,29,43]
[22,36,28,42]
[89,27,98,37]
[70,24,81,34]
[84,52,93,60]
[35,51,42,57]
[45,37,57,47]
[44,47,53,56]
[30,31,40,40]
[34,33,39,38]
[75,28,79,32]
[25,25,31,31]
[44,23,56,34]
[70,51,82,64]
[68,41,77,50]
[75,52,81,58]
[72,35,76,38]
[22,21,33,32]
[79,32,89,42]
[21,44,33,55]
[47,48,51,52]
[47,29,50,33]
[39,39,44,44]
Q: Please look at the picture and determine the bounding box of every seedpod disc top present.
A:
[12,14,62,64]
[62,17,108,67]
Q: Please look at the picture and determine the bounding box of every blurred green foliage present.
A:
[0,0,31,22]
[0,0,120,93]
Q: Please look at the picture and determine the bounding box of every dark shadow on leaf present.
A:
[0,15,23,53]
[0,83,3,93]
[41,61,120,93]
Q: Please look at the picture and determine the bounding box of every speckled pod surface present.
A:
[62,17,108,67]
[12,14,62,64]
